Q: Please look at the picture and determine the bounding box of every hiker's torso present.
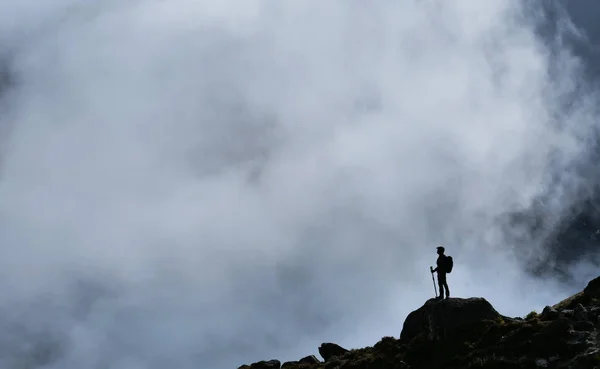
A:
[436,255,447,274]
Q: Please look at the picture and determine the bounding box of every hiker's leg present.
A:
[444,282,450,298]
[437,275,445,299]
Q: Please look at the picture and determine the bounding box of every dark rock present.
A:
[588,307,600,321]
[573,320,595,332]
[318,343,349,361]
[281,355,320,368]
[299,355,320,365]
[366,355,393,369]
[561,348,600,369]
[400,297,501,341]
[566,336,591,354]
[540,305,558,321]
[397,361,409,369]
[249,360,281,369]
[539,317,572,337]
[238,366,251,369]
[324,357,343,369]
[584,276,600,296]
[529,318,574,357]
[559,309,575,319]
[574,304,588,321]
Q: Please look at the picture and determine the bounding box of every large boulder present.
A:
[318,343,349,361]
[400,297,501,342]
[540,305,559,321]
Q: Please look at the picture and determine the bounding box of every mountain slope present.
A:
[239,276,600,369]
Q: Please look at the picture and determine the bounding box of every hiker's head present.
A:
[436,246,445,255]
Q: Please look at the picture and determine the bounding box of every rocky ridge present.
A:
[238,276,600,369]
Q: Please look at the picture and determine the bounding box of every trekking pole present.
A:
[430,266,437,297]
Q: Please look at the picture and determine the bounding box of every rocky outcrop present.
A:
[540,305,558,321]
[237,276,600,369]
[584,276,600,296]
[238,359,281,369]
[281,355,321,368]
[318,343,349,361]
[400,297,501,341]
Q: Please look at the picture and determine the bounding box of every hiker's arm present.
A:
[432,267,437,272]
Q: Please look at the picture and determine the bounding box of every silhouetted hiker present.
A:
[430,246,452,299]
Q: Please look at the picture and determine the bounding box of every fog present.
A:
[0,1,598,368]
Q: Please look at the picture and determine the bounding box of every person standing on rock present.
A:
[431,246,452,299]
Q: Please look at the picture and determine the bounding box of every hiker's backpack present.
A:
[445,255,453,273]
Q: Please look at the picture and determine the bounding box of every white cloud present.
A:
[0,1,596,368]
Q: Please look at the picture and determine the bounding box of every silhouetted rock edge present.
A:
[238,276,600,369]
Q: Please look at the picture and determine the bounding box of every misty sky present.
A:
[0,1,599,368]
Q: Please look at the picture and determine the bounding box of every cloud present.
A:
[0,0,597,368]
